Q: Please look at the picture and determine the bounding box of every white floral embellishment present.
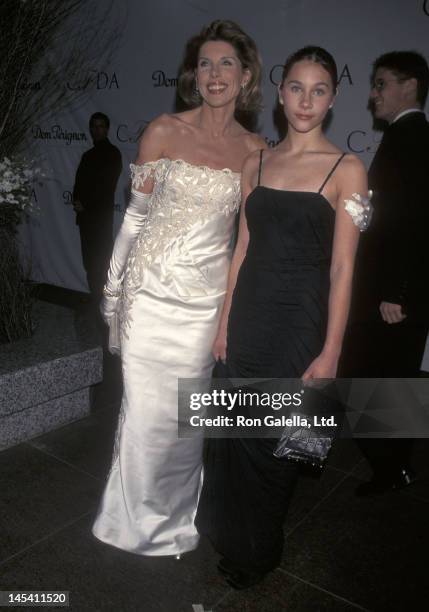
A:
[344,190,373,231]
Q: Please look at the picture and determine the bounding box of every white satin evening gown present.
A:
[92,158,240,556]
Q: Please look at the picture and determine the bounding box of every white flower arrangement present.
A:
[0,156,39,342]
[0,156,39,227]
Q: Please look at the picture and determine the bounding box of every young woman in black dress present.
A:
[196,46,368,589]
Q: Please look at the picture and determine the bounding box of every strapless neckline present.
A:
[158,157,241,177]
[254,185,335,212]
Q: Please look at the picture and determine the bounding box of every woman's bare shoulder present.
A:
[144,113,178,137]
[240,146,266,188]
[242,146,264,169]
[136,114,178,161]
[242,131,267,154]
[338,153,367,180]
[333,153,367,199]
[342,152,366,170]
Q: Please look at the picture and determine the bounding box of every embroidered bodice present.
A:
[121,158,241,324]
[126,158,240,271]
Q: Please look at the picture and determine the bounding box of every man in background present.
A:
[341,51,429,495]
[73,112,122,303]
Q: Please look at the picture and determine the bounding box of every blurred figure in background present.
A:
[73,112,122,303]
[341,51,429,495]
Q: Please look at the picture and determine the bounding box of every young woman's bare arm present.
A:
[302,155,367,380]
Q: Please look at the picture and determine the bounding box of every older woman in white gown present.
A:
[92,20,265,557]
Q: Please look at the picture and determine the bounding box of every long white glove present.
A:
[101,189,151,323]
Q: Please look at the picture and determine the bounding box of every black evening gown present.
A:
[196,152,345,573]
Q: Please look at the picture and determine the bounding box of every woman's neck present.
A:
[281,125,327,154]
[194,103,237,138]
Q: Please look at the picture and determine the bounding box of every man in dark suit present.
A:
[73,112,122,303]
[341,51,429,495]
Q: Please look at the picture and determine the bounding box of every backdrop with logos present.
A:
[22,0,429,361]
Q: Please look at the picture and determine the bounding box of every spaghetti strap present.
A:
[318,153,347,194]
[257,149,264,186]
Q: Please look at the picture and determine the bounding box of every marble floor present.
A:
[1,287,428,611]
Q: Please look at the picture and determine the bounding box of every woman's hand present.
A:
[301,351,339,382]
[212,329,227,362]
[100,294,120,325]
[379,301,406,324]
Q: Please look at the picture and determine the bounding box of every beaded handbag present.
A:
[273,382,343,469]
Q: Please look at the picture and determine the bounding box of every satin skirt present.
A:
[92,240,229,556]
